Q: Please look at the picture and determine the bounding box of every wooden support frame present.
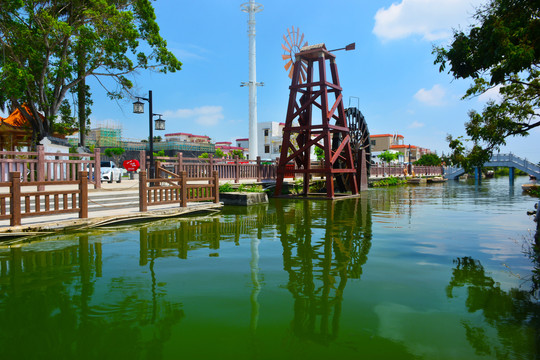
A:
[275,46,358,198]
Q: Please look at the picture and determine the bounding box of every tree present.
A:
[378,150,399,164]
[314,146,325,161]
[434,0,540,167]
[414,153,441,166]
[231,149,245,160]
[0,0,182,147]
[104,147,125,165]
[214,148,225,158]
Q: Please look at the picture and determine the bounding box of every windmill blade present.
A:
[283,34,292,50]
[282,54,291,60]
[296,27,300,46]
[287,27,293,46]
[288,66,294,79]
[284,60,293,71]
[282,43,291,53]
[299,33,304,48]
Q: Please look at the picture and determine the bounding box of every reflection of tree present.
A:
[0,234,183,360]
[276,198,372,344]
[447,257,540,359]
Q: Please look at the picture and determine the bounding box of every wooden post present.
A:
[213,171,220,203]
[155,161,161,179]
[209,154,214,178]
[37,145,45,191]
[180,171,187,207]
[139,171,147,212]
[234,156,240,183]
[78,171,88,218]
[140,150,146,171]
[177,152,183,175]
[256,156,262,182]
[10,172,21,226]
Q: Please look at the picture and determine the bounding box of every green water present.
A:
[0,177,538,360]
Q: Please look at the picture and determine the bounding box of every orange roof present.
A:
[371,134,404,138]
[390,145,416,149]
[0,105,44,129]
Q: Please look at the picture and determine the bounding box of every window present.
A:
[371,140,376,146]
[264,129,269,136]
[265,145,270,153]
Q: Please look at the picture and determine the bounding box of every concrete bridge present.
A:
[443,153,540,180]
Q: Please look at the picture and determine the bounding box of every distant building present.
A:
[165,133,211,143]
[215,141,247,157]
[237,122,285,160]
[370,133,432,164]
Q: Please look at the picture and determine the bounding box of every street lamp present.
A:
[133,90,165,178]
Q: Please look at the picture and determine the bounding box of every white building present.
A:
[237,122,284,160]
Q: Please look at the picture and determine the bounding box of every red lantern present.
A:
[123,159,140,172]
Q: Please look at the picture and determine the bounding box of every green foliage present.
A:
[378,151,399,163]
[199,152,209,159]
[314,146,325,161]
[153,150,165,157]
[230,149,245,159]
[219,182,234,193]
[434,0,540,167]
[371,176,406,187]
[0,1,182,146]
[104,148,125,158]
[219,182,263,193]
[214,148,225,158]
[414,153,442,166]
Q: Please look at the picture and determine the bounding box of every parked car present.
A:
[100,161,122,183]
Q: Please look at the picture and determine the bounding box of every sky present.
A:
[3,0,539,162]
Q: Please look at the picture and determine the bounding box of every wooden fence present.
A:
[0,171,88,226]
[139,168,219,212]
[369,164,443,178]
[0,145,101,189]
[152,153,277,183]
[148,152,442,181]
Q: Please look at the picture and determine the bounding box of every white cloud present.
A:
[164,106,224,127]
[478,84,503,103]
[373,0,485,42]
[414,84,446,106]
[409,121,425,128]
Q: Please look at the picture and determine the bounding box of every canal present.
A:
[0,177,538,359]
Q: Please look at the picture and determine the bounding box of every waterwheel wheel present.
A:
[332,107,371,192]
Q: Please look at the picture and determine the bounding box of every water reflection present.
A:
[0,235,183,359]
[447,257,539,359]
[275,198,372,344]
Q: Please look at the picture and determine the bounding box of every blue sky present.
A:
[5,0,540,162]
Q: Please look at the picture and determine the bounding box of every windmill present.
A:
[281,26,308,82]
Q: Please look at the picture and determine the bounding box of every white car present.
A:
[101,161,123,183]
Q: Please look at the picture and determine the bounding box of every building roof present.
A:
[371,134,404,138]
[165,132,210,139]
[215,141,232,145]
[236,138,249,141]
[390,145,417,149]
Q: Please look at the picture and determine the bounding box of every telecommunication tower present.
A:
[240,0,263,160]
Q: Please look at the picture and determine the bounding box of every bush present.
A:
[371,176,406,187]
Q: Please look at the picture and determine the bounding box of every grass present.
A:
[371,176,407,187]
[219,182,264,193]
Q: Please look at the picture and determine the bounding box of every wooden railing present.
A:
[0,145,101,189]
[139,169,219,212]
[153,154,277,183]
[369,164,443,177]
[0,171,88,226]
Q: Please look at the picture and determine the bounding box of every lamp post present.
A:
[133,90,165,178]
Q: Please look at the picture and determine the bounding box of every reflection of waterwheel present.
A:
[333,107,371,192]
